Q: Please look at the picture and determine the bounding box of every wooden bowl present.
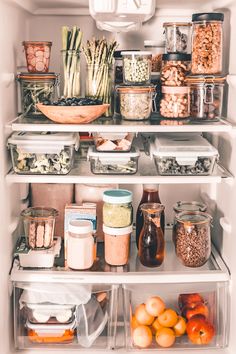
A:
[36,103,110,124]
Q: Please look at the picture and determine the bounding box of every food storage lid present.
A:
[27,303,75,311]
[185,75,226,84]
[88,146,139,162]
[103,224,133,236]
[21,207,58,220]
[162,86,190,94]
[68,220,93,235]
[92,132,130,140]
[176,211,212,225]
[173,201,207,213]
[192,13,224,22]
[162,53,191,61]
[8,132,79,154]
[116,85,155,93]
[103,189,132,204]
[121,51,152,56]
[114,49,140,58]
[23,41,52,46]
[144,40,165,47]
[163,22,192,27]
[26,318,75,336]
[17,72,57,80]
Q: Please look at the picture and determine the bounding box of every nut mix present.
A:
[161,54,191,86]
[160,86,190,118]
[122,51,152,84]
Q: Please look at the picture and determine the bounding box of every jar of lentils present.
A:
[121,51,152,85]
[160,86,190,118]
[161,53,191,86]
[174,211,212,267]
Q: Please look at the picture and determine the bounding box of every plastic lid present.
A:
[114,50,140,58]
[163,22,192,27]
[173,201,207,213]
[162,86,190,94]
[185,75,226,84]
[121,51,152,56]
[92,132,130,140]
[192,13,224,22]
[144,40,165,47]
[162,53,191,61]
[116,85,155,93]
[21,207,58,220]
[88,146,139,159]
[8,132,77,146]
[176,211,212,225]
[23,41,52,46]
[68,220,93,235]
[103,189,132,204]
[103,224,133,236]
[26,319,75,331]
[17,72,57,80]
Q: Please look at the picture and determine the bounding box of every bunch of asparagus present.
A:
[62,26,83,98]
[82,37,118,116]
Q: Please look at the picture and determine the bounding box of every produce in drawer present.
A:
[186,315,215,345]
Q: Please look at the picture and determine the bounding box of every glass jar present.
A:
[21,207,58,250]
[121,51,152,85]
[22,41,52,73]
[103,224,133,266]
[103,189,133,228]
[191,13,224,74]
[186,75,226,119]
[160,86,190,118]
[174,211,212,267]
[61,50,80,98]
[163,23,192,54]
[161,53,191,86]
[117,85,155,120]
[17,73,59,117]
[86,63,114,117]
[144,41,165,73]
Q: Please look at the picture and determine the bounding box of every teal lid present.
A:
[103,189,132,204]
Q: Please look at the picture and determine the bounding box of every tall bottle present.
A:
[136,184,165,248]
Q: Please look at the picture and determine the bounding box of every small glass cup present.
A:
[61,50,80,98]
[23,41,52,73]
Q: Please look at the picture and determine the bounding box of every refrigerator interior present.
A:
[1,0,236,353]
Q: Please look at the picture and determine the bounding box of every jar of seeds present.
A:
[121,51,152,85]
[174,211,212,267]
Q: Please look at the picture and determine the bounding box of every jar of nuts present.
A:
[163,22,192,54]
[161,53,191,86]
[160,86,190,118]
[186,75,226,119]
[121,51,152,85]
[191,13,224,75]
[174,211,212,267]
[144,40,165,73]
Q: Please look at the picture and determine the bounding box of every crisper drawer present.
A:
[13,282,119,350]
[123,282,229,350]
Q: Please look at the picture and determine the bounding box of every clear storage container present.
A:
[8,132,78,175]
[191,13,224,75]
[160,86,190,118]
[161,53,191,86]
[103,189,133,228]
[87,147,140,175]
[22,41,52,73]
[174,211,212,267]
[24,303,75,325]
[144,41,164,73]
[17,73,59,117]
[150,134,219,176]
[121,51,152,85]
[186,75,226,119]
[117,85,155,120]
[163,22,192,54]
[92,132,134,152]
[114,50,140,84]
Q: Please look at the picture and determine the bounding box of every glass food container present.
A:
[121,51,152,85]
[22,41,52,73]
[8,132,78,175]
[174,211,212,267]
[103,189,133,228]
[161,53,191,86]
[191,13,224,74]
[163,22,192,54]
[21,207,58,250]
[92,132,134,152]
[61,50,80,98]
[186,75,226,119]
[144,40,165,73]
[160,86,190,118]
[24,303,75,325]
[17,73,59,117]
[117,85,155,120]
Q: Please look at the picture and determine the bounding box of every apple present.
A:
[145,296,165,317]
[185,303,209,320]
[155,327,176,348]
[186,314,215,345]
[173,316,186,337]
[178,293,204,309]
[158,308,178,328]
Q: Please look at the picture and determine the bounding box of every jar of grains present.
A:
[160,86,190,118]
[174,211,212,267]
[191,13,224,75]
[103,189,133,228]
[161,53,191,86]
[121,51,152,85]
[163,22,192,54]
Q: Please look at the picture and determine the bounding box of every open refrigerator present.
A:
[1,0,236,353]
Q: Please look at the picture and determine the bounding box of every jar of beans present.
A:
[161,53,191,86]
[186,75,226,119]
[121,51,152,85]
[174,211,212,267]
[191,13,224,75]
[163,22,192,54]
[160,86,190,118]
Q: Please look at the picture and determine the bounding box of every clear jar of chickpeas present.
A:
[121,51,152,85]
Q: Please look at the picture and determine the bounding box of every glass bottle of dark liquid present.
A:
[136,184,165,248]
[138,203,165,267]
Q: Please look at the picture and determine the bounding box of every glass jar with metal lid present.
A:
[174,211,212,267]
[163,22,192,54]
[191,13,224,74]
[161,53,191,86]
[186,75,226,119]
[17,73,59,117]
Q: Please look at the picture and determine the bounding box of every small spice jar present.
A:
[23,41,52,73]
[103,224,133,266]
[103,189,133,228]
[144,41,164,73]
[160,86,190,118]
[117,85,155,120]
[186,75,226,119]
[174,211,212,267]
[163,22,192,54]
[121,51,152,85]
[191,13,224,75]
[161,53,191,86]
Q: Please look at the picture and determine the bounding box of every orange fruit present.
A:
[145,296,165,317]
[173,316,186,337]
[155,327,176,348]
[158,308,178,328]
[132,325,153,348]
[131,315,139,330]
[135,303,154,326]
[152,318,163,333]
